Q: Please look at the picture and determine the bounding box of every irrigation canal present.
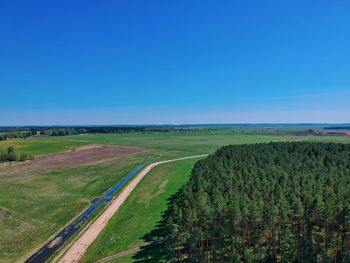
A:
[26,164,145,263]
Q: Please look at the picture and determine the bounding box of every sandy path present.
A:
[58,154,207,263]
[93,240,163,263]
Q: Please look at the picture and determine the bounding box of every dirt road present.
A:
[57,154,207,263]
[93,240,163,263]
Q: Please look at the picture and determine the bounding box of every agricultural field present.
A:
[0,137,89,156]
[0,145,141,183]
[0,151,149,262]
[1,130,350,262]
[61,130,350,153]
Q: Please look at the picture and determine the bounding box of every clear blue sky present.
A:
[1,0,349,125]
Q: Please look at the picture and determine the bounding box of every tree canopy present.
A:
[165,142,350,262]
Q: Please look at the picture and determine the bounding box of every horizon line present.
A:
[1,123,350,128]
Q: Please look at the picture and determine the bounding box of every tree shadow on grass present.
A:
[132,192,180,263]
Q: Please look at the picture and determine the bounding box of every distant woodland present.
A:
[0,126,172,140]
[1,125,349,141]
[164,142,350,262]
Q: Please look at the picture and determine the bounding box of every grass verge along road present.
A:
[58,155,207,263]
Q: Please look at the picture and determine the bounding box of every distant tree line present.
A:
[0,126,192,140]
[1,126,348,140]
[38,126,176,136]
[0,146,33,162]
[0,131,33,141]
[162,142,350,262]
[325,126,350,130]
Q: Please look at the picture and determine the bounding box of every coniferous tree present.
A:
[164,142,350,262]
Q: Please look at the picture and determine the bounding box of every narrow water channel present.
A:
[26,164,145,263]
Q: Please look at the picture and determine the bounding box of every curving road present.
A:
[58,154,207,263]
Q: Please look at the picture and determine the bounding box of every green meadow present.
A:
[2,130,350,157]
[0,137,88,156]
[61,130,290,155]
[0,150,159,262]
[1,130,350,262]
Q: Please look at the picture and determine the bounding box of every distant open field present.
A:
[1,130,350,262]
[61,131,289,155]
[0,145,142,183]
[0,137,89,156]
[1,130,350,157]
[61,130,350,152]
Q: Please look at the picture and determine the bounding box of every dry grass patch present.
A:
[0,145,143,182]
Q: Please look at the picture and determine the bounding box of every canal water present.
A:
[26,164,145,263]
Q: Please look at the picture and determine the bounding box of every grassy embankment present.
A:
[81,158,198,263]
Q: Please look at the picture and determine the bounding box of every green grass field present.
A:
[2,130,350,157]
[61,130,291,156]
[81,158,198,263]
[0,137,89,156]
[62,130,350,154]
[1,130,350,262]
[0,152,149,262]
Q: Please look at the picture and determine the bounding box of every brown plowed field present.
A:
[0,145,142,182]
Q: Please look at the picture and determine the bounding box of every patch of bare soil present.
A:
[0,145,142,182]
[316,129,350,136]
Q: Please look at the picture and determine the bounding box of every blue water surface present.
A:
[26,164,145,263]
